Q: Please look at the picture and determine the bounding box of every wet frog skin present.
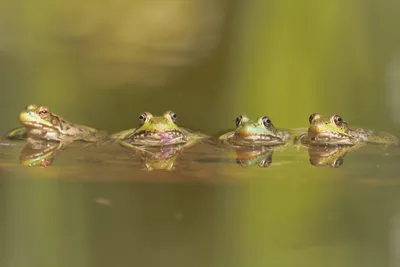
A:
[295,113,399,146]
[7,104,106,142]
[219,115,291,147]
[110,111,209,148]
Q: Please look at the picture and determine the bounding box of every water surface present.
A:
[0,140,399,266]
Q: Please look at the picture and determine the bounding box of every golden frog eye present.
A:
[235,115,243,127]
[261,116,272,127]
[37,106,50,119]
[333,114,343,126]
[139,112,151,123]
[309,113,320,124]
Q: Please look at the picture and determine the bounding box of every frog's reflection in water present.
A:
[307,144,362,168]
[19,138,68,168]
[234,146,275,168]
[136,145,182,171]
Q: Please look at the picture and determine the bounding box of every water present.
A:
[1,139,400,266]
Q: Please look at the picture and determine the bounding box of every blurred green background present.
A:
[1,1,400,267]
[1,0,400,135]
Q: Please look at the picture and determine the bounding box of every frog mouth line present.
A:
[131,130,186,145]
[20,121,60,133]
[310,131,355,139]
[22,147,55,159]
[132,129,184,139]
[308,132,360,145]
[228,134,285,147]
[234,133,280,141]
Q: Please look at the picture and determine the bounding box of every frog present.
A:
[295,113,399,146]
[109,111,209,148]
[6,104,106,143]
[218,115,292,147]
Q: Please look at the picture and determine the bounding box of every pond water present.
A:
[0,139,400,267]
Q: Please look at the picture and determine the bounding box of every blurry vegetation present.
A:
[0,0,400,134]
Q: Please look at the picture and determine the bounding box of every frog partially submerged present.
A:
[6,104,106,143]
[109,111,209,148]
[219,115,291,147]
[295,113,399,146]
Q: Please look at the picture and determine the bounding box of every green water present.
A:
[0,140,400,266]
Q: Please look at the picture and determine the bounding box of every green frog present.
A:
[219,115,291,147]
[7,104,106,142]
[295,113,399,146]
[109,111,209,148]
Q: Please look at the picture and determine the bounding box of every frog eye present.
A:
[236,158,246,167]
[259,158,272,168]
[37,106,50,119]
[165,111,177,123]
[309,113,320,124]
[235,115,243,127]
[333,114,343,126]
[332,157,344,168]
[261,116,272,127]
[171,112,177,122]
[139,112,151,123]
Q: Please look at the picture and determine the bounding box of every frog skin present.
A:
[110,111,209,148]
[295,113,399,146]
[235,146,274,168]
[219,115,291,147]
[308,144,364,168]
[6,104,106,142]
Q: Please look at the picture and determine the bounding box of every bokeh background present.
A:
[1,1,400,267]
[1,0,400,134]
